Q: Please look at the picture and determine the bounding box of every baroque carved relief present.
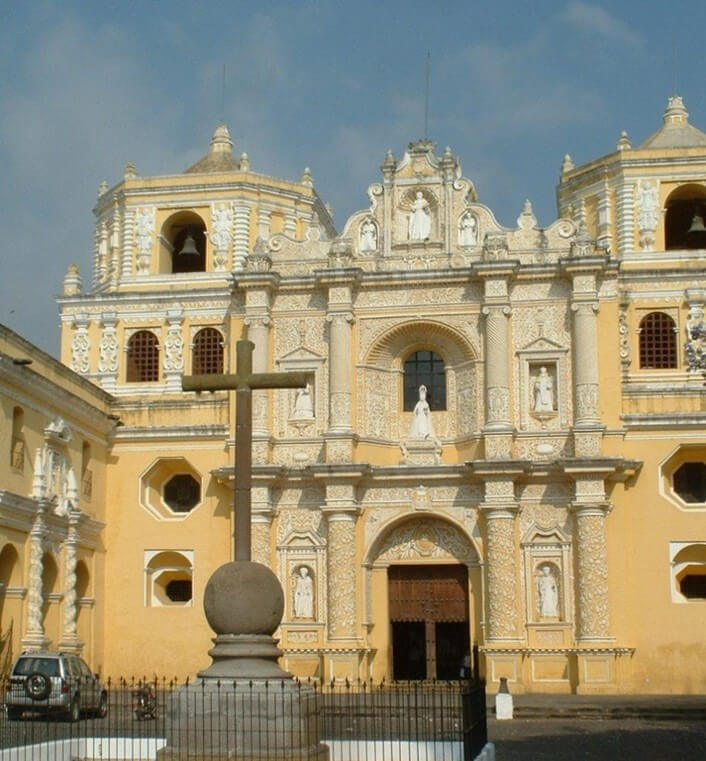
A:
[373,518,476,564]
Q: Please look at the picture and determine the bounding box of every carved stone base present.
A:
[400,437,442,465]
[158,681,329,761]
[324,433,354,464]
[57,636,84,655]
[573,430,603,457]
[483,433,513,460]
[21,633,50,652]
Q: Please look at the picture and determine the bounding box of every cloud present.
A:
[562,2,645,49]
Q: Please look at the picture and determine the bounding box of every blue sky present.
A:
[1,0,704,354]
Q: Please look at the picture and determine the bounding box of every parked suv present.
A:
[5,651,108,721]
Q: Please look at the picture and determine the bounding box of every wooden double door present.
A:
[388,564,470,681]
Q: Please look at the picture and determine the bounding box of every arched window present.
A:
[638,312,677,369]
[192,328,224,375]
[672,544,706,601]
[127,331,160,382]
[160,211,207,274]
[665,184,706,250]
[403,351,446,411]
[145,551,193,607]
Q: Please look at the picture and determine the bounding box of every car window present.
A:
[13,658,60,677]
[78,659,93,678]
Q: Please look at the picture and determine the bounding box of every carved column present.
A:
[232,204,250,271]
[257,208,271,241]
[70,314,91,375]
[616,181,635,255]
[572,504,611,641]
[251,486,273,567]
[22,502,50,651]
[121,208,135,279]
[162,309,185,392]
[323,483,359,640]
[98,221,109,283]
[596,180,612,252]
[284,212,297,238]
[571,300,600,428]
[381,150,395,257]
[478,472,520,642]
[318,270,360,463]
[109,197,121,287]
[238,272,279,462]
[478,265,516,459]
[59,510,82,654]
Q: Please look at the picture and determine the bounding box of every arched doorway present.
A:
[366,516,480,681]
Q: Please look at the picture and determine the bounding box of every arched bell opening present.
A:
[160,211,207,273]
[665,184,706,250]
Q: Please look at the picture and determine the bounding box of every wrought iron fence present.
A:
[0,676,487,761]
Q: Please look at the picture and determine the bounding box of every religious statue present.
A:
[293,566,314,618]
[408,385,435,439]
[360,218,377,252]
[533,366,554,412]
[537,565,559,618]
[458,212,477,247]
[408,192,431,241]
[292,383,314,420]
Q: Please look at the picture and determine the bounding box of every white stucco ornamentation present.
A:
[135,208,155,275]
[636,181,659,252]
[70,318,90,374]
[374,518,475,564]
[458,212,478,247]
[210,203,233,271]
[359,218,378,252]
[98,316,119,374]
[163,316,184,373]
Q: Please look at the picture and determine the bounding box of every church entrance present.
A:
[388,564,469,680]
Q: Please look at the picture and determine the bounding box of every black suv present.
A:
[5,651,108,721]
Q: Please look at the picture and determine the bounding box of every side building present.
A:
[1,98,704,693]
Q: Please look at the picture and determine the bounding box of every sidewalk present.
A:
[486,692,706,720]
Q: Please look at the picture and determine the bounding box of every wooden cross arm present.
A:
[182,371,313,393]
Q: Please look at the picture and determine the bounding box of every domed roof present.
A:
[640,96,706,149]
[185,123,242,173]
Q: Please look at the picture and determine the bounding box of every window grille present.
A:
[192,328,224,375]
[639,312,677,369]
[127,331,160,382]
[403,351,446,411]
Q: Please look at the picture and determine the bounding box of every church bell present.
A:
[176,231,200,261]
[687,211,706,236]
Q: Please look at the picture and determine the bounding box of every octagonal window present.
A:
[673,463,706,504]
[163,474,200,513]
[146,550,193,607]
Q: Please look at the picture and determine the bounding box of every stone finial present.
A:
[98,180,108,198]
[124,162,137,179]
[63,263,82,296]
[325,203,333,217]
[247,236,272,272]
[616,130,632,151]
[240,152,250,171]
[300,167,313,186]
[663,95,689,125]
[570,221,596,258]
[561,154,574,174]
[382,149,396,176]
[517,199,537,230]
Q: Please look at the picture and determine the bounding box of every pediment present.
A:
[278,346,325,364]
[518,336,566,353]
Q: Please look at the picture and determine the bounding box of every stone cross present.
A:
[182,339,310,561]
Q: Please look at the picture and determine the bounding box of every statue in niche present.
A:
[360,218,377,252]
[458,212,477,247]
[408,385,435,439]
[533,366,554,412]
[293,566,314,618]
[537,565,559,618]
[292,383,314,420]
[408,192,431,241]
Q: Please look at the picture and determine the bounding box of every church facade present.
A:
[2,97,706,693]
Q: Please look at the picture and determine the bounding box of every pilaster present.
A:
[22,501,50,651]
[163,310,185,392]
[232,204,250,272]
[58,509,83,654]
[97,312,119,392]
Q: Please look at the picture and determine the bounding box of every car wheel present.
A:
[96,692,108,719]
[24,673,51,701]
[67,698,80,722]
[6,707,22,721]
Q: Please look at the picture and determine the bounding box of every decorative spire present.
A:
[616,130,632,151]
[63,263,82,296]
[561,154,574,174]
[209,123,234,156]
[240,152,250,171]
[300,167,313,186]
[663,95,689,126]
[124,161,137,180]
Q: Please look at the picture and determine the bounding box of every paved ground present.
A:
[488,717,706,761]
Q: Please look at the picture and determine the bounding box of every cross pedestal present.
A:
[158,340,329,761]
